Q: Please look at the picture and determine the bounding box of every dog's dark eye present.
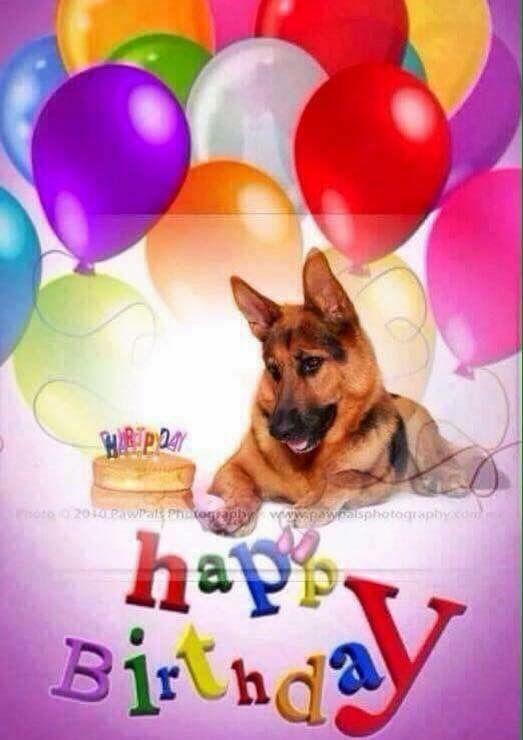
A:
[299,356,324,376]
[266,362,281,382]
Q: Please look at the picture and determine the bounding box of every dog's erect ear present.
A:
[231,277,281,341]
[303,249,358,325]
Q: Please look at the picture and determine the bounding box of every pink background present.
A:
[0,1,521,738]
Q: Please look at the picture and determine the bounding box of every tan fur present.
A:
[206,250,479,535]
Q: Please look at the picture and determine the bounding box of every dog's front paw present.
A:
[203,505,258,537]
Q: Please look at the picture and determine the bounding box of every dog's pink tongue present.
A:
[287,439,309,453]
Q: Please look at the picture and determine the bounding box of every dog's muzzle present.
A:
[269,404,337,454]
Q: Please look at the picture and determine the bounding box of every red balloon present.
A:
[295,64,451,267]
[256,0,408,75]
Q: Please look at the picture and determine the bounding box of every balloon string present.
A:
[385,318,433,379]
[32,378,126,450]
[332,368,517,513]
[354,265,429,339]
[33,248,71,296]
[468,441,521,501]
[330,438,519,495]
[429,368,514,512]
[29,249,160,450]
[339,264,433,381]
[32,248,159,341]
[433,368,511,453]
[34,298,159,341]
[341,261,511,452]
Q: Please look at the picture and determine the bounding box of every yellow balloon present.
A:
[325,249,436,401]
[56,0,215,71]
[13,272,155,453]
[405,0,491,112]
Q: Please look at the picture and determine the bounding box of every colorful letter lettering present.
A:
[157,666,180,701]
[198,554,233,594]
[126,530,189,613]
[300,557,338,608]
[124,627,160,717]
[50,637,112,703]
[231,659,270,706]
[335,577,467,736]
[330,643,383,695]
[176,624,227,700]
[229,540,290,617]
[275,655,327,726]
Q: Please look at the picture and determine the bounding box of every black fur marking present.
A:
[320,332,346,361]
[263,328,292,358]
[358,405,382,435]
[263,314,349,363]
[298,322,347,361]
[389,416,408,476]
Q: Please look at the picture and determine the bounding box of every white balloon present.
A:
[187,39,327,211]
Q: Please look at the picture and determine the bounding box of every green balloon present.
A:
[402,43,427,82]
[108,33,212,105]
[13,273,155,451]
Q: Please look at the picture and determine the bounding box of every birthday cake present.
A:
[92,453,195,510]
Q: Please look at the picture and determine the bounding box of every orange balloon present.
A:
[146,161,303,324]
[56,0,215,71]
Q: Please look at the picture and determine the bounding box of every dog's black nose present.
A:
[269,407,301,441]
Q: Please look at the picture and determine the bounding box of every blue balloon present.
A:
[402,43,427,82]
[0,188,41,364]
[0,35,66,182]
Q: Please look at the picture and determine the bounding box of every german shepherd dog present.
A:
[206,249,483,535]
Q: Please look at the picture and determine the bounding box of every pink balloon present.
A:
[209,0,259,48]
[427,169,521,377]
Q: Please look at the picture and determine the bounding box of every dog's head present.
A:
[231,250,381,455]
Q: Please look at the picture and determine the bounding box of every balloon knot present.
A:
[455,364,475,379]
[348,263,371,277]
[74,261,95,276]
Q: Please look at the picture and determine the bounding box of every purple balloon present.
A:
[32,64,190,272]
[444,37,521,196]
